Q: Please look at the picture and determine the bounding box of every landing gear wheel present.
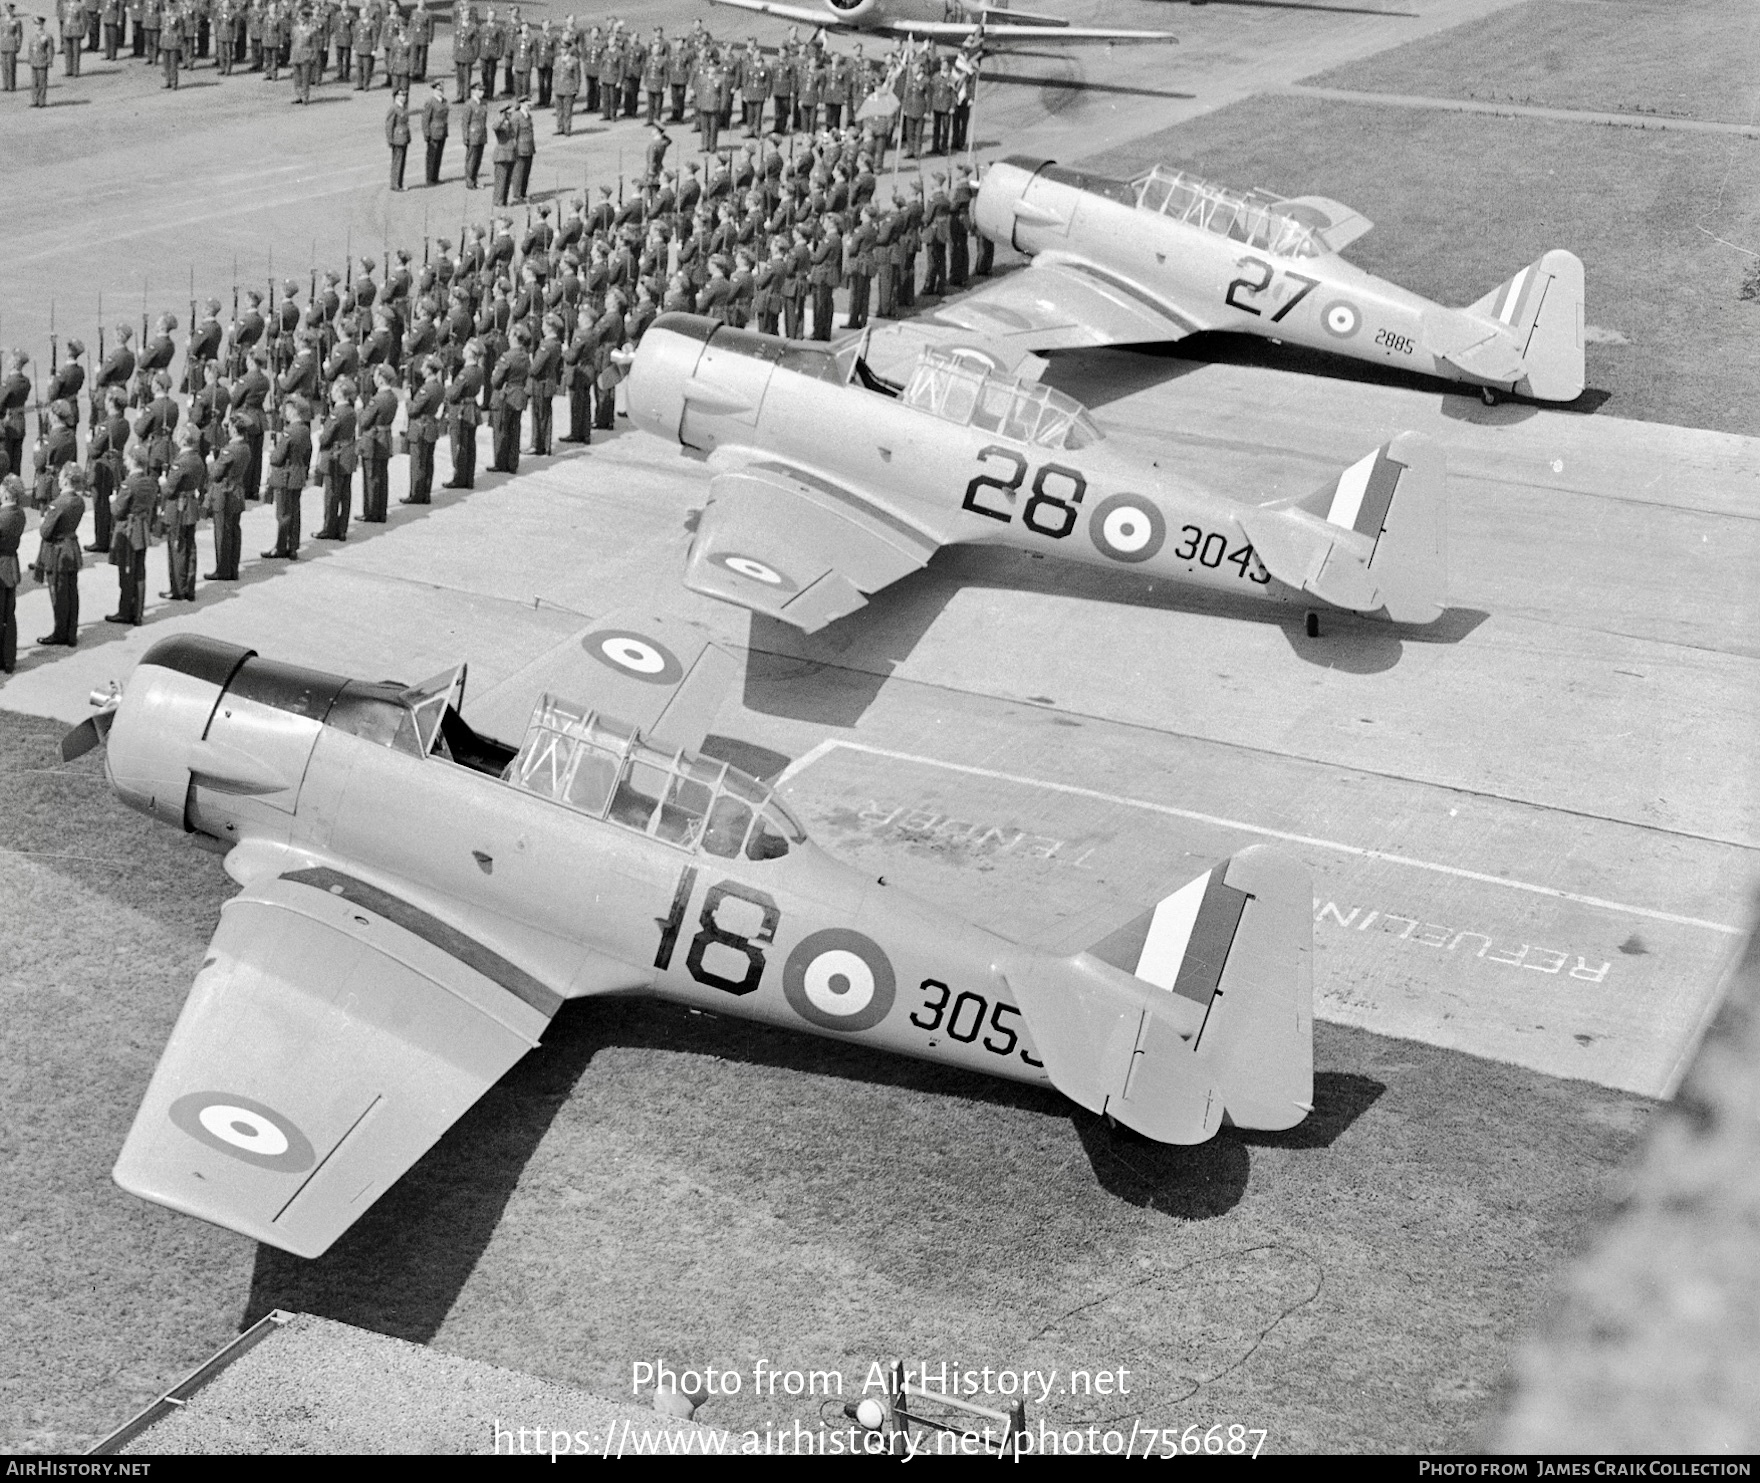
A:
[1305,611,1320,639]
[1480,386,1499,406]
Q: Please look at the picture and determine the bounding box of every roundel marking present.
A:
[581,628,685,686]
[710,552,797,592]
[782,929,897,1033]
[1321,300,1361,339]
[169,1092,317,1173]
[1088,494,1166,564]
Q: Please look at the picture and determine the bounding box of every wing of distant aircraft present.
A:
[708,0,1174,44]
[465,609,739,751]
[930,258,1210,353]
[686,462,944,632]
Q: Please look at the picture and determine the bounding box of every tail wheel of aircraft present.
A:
[169,1091,317,1173]
[581,629,687,686]
[1088,494,1166,564]
[782,929,897,1033]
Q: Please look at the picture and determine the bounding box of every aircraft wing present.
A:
[1276,195,1374,254]
[707,0,1172,42]
[466,609,740,754]
[686,461,944,633]
[113,865,564,1258]
[935,260,1208,353]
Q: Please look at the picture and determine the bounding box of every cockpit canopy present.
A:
[1130,165,1323,258]
[507,694,805,861]
[900,348,1101,450]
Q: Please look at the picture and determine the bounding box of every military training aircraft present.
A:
[708,0,1175,46]
[922,156,1586,403]
[626,312,1448,634]
[66,622,1312,1257]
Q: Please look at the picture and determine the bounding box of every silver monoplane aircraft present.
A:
[67,621,1311,1257]
[708,0,1174,45]
[921,157,1586,402]
[627,313,1448,634]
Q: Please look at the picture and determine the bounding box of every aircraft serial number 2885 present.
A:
[628,314,1447,634]
[73,628,1312,1257]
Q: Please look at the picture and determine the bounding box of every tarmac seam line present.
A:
[1281,84,1760,136]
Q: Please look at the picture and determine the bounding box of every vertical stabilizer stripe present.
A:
[1353,449,1406,539]
[1496,266,1532,326]
[1325,449,1378,531]
[1171,874,1251,1008]
[1133,871,1211,991]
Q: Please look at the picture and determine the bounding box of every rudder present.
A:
[1238,432,1448,625]
[1466,249,1585,401]
[1008,845,1314,1144]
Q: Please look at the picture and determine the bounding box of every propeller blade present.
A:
[61,709,114,763]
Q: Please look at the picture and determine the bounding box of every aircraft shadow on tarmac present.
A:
[1052,336,1614,421]
[739,546,1489,728]
[241,996,1382,1342]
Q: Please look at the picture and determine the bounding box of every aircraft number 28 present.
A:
[963,448,1087,535]
[1224,259,1319,321]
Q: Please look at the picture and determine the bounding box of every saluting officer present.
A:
[158,421,205,600]
[442,339,484,488]
[356,363,398,520]
[261,393,311,558]
[0,478,23,672]
[401,355,443,502]
[106,447,153,624]
[314,375,358,539]
[204,411,248,580]
[33,464,86,647]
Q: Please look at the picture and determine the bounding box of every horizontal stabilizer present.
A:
[1007,845,1313,1144]
[1276,194,1374,253]
[1237,432,1447,625]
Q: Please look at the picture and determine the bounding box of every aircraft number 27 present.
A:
[1225,259,1320,321]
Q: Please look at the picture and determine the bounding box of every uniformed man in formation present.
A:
[1,21,997,662]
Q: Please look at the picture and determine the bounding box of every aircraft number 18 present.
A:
[1225,259,1320,322]
[655,865,780,996]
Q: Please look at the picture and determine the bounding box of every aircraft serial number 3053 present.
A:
[69,626,1313,1257]
[629,315,1448,634]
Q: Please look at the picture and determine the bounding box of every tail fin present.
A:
[1009,846,1313,1144]
[1237,432,1447,625]
[1460,249,1585,401]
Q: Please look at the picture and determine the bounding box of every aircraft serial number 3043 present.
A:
[68,625,1313,1257]
[960,446,1273,585]
[629,314,1447,634]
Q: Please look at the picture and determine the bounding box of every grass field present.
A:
[0,710,1654,1453]
[1308,0,1760,127]
[1082,94,1760,436]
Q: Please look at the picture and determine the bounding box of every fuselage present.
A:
[630,317,1317,614]
[105,639,1056,1090]
[976,158,1532,395]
